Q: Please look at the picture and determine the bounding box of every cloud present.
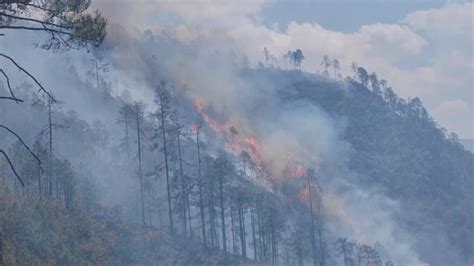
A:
[403,2,473,39]
[90,1,474,139]
[275,3,473,138]
[90,1,473,139]
[432,99,473,137]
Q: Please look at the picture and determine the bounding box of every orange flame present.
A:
[193,98,265,169]
[193,98,358,237]
[290,163,307,178]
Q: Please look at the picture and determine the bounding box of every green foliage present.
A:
[291,71,473,263]
[0,181,118,264]
[1,0,107,50]
[0,181,247,265]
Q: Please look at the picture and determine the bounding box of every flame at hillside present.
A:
[193,98,318,182]
[193,97,373,249]
[290,163,307,178]
[193,98,265,169]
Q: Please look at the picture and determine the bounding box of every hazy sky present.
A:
[37,0,471,140]
[261,0,446,32]
[260,1,473,138]
[94,0,472,138]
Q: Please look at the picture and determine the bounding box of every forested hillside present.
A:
[1,1,472,266]
[259,69,474,265]
[1,66,472,265]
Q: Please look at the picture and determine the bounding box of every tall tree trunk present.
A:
[177,128,187,236]
[136,105,146,225]
[270,215,277,266]
[308,173,319,266]
[257,203,265,261]
[124,109,130,160]
[196,129,207,246]
[230,207,236,253]
[219,174,227,253]
[159,96,173,232]
[208,185,216,248]
[95,58,99,93]
[316,190,325,266]
[251,208,257,260]
[38,165,42,200]
[187,193,192,236]
[48,98,53,198]
[239,204,247,258]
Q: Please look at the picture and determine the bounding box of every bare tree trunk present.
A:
[239,204,247,258]
[251,208,257,260]
[231,207,236,253]
[38,165,42,200]
[95,58,99,93]
[219,173,227,253]
[270,214,277,266]
[159,96,173,233]
[208,185,216,248]
[308,173,319,266]
[124,109,130,160]
[316,191,325,266]
[187,193,192,236]
[136,105,146,225]
[177,128,187,236]
[48,98,53,198]
[196,129,207,246]
[257,203,265,261]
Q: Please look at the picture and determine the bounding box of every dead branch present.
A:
[0,53,57,102]
[0,25,74,37]
[0,124,43,172]
[0,96,24,102]
[0,149,25,187]
[0,69,22,103]
[0,12,71,29]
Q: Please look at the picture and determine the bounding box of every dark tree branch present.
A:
[0,53,57,102]
[0,25,74,36]
[53,25,75,50]
[0,149,25,187]
[0,69,22,103]
[0,96,24,102]
[0,124,43,173]
[0,25,100,47]
[0,12,71,29]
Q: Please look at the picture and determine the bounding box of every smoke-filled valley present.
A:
[0,1,473,266]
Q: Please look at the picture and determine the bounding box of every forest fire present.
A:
[290,163,307,178]
[193,98,265,169]
[194,98,356,235]
[194,98,313,181]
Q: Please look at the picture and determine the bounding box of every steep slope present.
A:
[0,181,255,265]
[1,66,472,265]
[252,69,474,265]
